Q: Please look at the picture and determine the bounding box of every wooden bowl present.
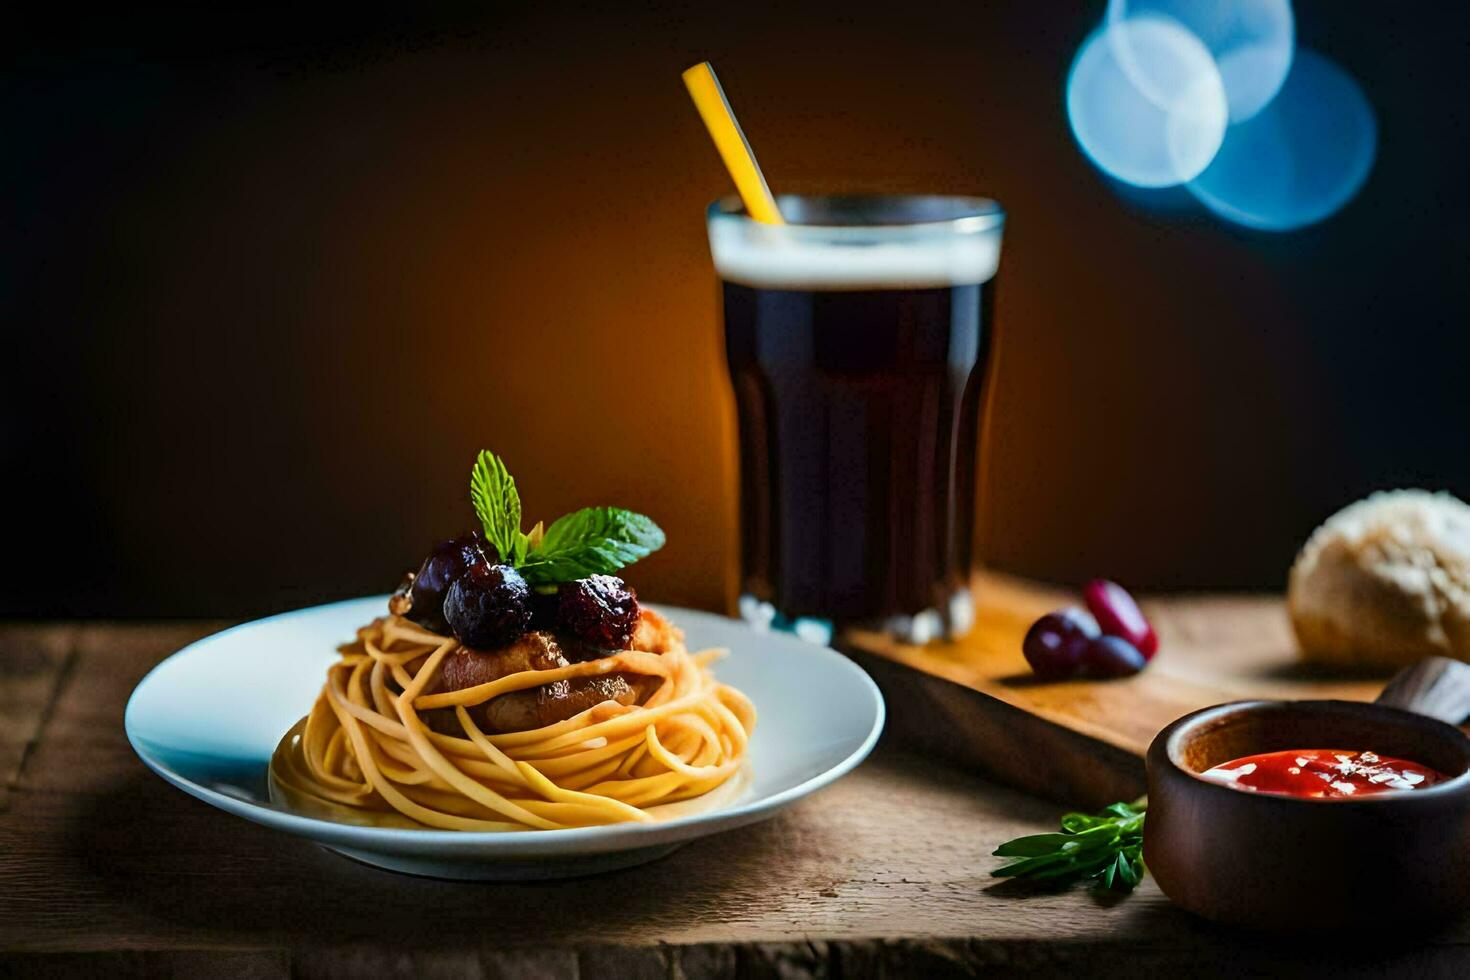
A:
[1144,658,1470,931]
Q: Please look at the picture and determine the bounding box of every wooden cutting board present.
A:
[840,572,1389,809]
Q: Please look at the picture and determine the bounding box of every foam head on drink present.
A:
[712,197,1003,637]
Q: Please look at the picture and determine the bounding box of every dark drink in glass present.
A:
[709,195,1005,643]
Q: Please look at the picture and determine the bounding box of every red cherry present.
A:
[1079,634,1147,678]
[1022,608,1099,679]
[1082,579,1157,658]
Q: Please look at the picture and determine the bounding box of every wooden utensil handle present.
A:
[1375,657,1470,725]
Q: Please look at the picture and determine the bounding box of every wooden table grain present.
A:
[2,613,1468,978]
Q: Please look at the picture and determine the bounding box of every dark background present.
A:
[5,3,1468,618]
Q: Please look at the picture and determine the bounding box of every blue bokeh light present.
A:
[1107,0,1295,122]
[1181,49,1377,231]
[1066,16,1228,188]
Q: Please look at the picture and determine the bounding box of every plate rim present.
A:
[125,597,886,855]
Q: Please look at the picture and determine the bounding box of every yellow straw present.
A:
[682,62,785,225]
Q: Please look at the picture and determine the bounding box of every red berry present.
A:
[1082,579,1157,658]
[1022,608,1099,679]
[1079,634,1147,678]
[407,531,492,633]
[445,564,532,649]
[557,575,640,650]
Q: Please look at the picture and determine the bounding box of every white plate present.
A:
[125,598,884,879]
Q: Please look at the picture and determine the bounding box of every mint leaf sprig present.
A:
[469,450,527,565]
[991,800,1146,893]
[468,450,666,587]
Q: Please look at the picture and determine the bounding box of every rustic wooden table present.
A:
[3,611,1468,977]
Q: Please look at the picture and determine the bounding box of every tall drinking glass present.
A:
[709,195,1004,643]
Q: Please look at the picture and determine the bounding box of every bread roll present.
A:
[1288,490,1470,669]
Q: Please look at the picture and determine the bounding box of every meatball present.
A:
[424,631,641,734]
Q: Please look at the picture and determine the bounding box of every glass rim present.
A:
[706,193,1005,236]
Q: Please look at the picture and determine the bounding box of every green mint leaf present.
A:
[469,450,526,563]
[989,851,1078,878]
[1115,850,1141,889]
[1059,813,1108,833]
[518,506,665,585]
[992,833,1076,858]
[1030,851,1114,880]
[539,506,665,559]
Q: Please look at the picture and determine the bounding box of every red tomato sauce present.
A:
[1200,749,1448,799]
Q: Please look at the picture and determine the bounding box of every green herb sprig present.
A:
[469,450,666,587]
[991,800,1146,893]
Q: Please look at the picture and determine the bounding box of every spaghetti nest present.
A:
[271,615,755,831]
